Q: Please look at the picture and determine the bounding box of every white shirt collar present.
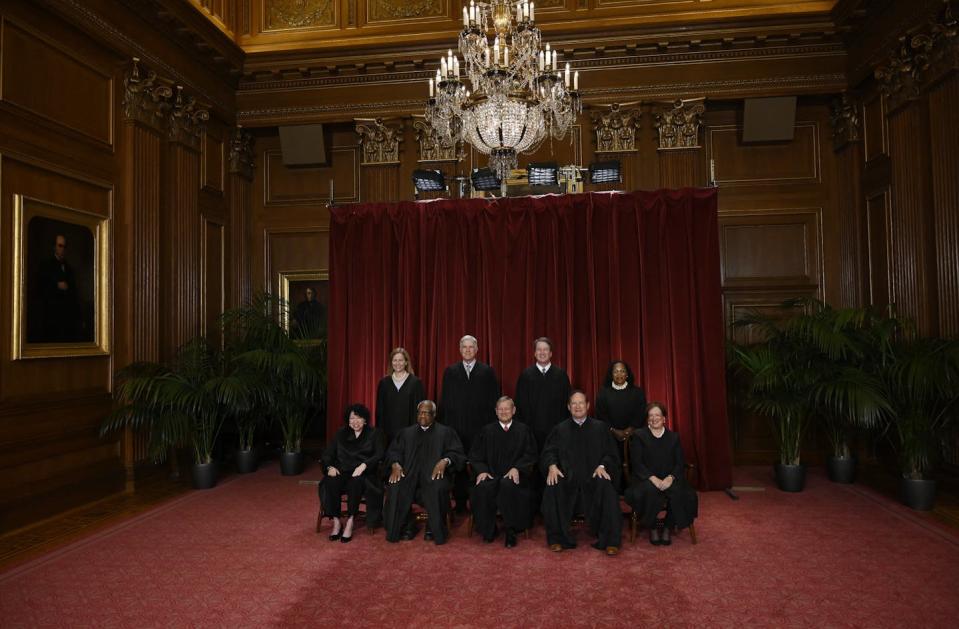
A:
[573,416,587,426]
[463,360,476,369]
[650,426,666,438]
[537,362,551,373]
[499,420,512,431]
[611,381,628,390]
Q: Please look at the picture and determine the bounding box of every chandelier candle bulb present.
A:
[539,51,545,71]
[565,63,570,87]
[530,1,534,21]
[429,78,434,97]
[504,46,509,66]
[463,7,468,27]
[552,50,558,70]
[574,71,579,90]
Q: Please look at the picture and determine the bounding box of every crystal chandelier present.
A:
[425,0,581,183]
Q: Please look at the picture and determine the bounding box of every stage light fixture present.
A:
[589,160,622,184]
[471,168,502,192]
[527,162,559,187]
[412,169,447,193]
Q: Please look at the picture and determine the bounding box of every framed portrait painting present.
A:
[12,195,110,359]
[278,270,328,342]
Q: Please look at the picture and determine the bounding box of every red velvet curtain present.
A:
[329,189,731,490]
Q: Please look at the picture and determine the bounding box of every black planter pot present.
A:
[235,448,259,474]
[826,456,857,484]
[900,478,936,511]
[280,452,305,476]
[774,463,806,492]
[192,462,217,489]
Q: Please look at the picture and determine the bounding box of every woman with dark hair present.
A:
[595,360,647,442]
[319,403,384,543]
[625,402,698,546]
[376,347,427,444]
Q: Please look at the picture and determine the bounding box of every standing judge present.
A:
[469,396,538,548]
[440,335,500,510]
[384,400,466,545]
[541,391,623,556]
[376,347,427,444]
[596,360,647,442]
[625,402,698,546]
[515,337,571,451]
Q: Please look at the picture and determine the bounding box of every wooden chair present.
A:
[627,462,698,544]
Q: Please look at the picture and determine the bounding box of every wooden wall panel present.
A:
[720,210,821,288]
[658,149,705,189]
[202,218,225,345]
[165,145,203,354]
[928,74,959,337]
[865,189,891,309]
[887,104,936,333]
[264,147,359,205]
[863,94,888,163]
[0,19,113,148]
[202,130,225,194]
[708,122,820,186]
[835,141,865,308]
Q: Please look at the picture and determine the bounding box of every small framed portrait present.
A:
[12,195,110,359]
[278,270,328,342]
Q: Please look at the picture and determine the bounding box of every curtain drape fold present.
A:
[330,189,731,489]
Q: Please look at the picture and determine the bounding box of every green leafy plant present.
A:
[101,337,259,465]
[221,293,326,454]
[729,298,890,466]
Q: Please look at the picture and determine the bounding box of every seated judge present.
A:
[384,400,466,545]
[319,404,385,543]
[376,347,427,445]
[469,396,538,548]
[541,391,623,556]
[596,360,647,442]
[624,402,698,546]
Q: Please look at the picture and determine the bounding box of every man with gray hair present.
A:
[384,400,466,545]
[440,334,500,512]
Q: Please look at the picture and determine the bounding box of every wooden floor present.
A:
[2,460,957,572]
[0,465,190,570]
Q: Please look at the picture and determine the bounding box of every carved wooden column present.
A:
[119,59,171,488]
[356,118,403,202]
[653,98,706,189]
[164,86,209,356]
[228,127,254,308]
[587,103,641,189]
[830,93,866,309]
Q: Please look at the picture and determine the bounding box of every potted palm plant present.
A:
[102,337,256,489]
[225,294,326,476]
[873,324,959,510]
[729,299,890,490]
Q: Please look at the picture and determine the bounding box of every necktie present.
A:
[541,367,547,376]
[466,363,472,378]
[504,424,509,432]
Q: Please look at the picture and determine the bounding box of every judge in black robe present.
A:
[624,402,698,546]
[468,396,538,546]
[514,337,571,451]
[440,335,500,509]
[595,360,647,440]
[541,391,623,554]
[319,404,385,539]
[376,348,427,445]
[384,400,466,545]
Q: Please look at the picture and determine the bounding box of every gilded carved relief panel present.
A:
[589,103,641,153]
[367,0,445,22]
[265,0,335,31]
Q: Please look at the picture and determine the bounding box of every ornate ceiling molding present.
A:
[412,117,461,163]
[653,97,706,150]
[229,127,256,180]
[122,58,210,147]
[874,1,957,111]
[829,92,862,151]
[265,0,336,31]
[355,118,404,165]
[588,103,642,154]
[368,0,446,22]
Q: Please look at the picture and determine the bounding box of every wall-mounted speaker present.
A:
[742,97,797,143]
[278,124,330,166]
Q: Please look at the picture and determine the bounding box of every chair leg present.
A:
[629,512,636,543]
[467,514,473,538]
[316,503,324,534]
[688,523,698,545]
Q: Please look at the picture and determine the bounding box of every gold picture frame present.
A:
[11,194,111,359]
[278,269,328,343]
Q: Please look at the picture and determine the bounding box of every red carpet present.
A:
[2,464,958,628]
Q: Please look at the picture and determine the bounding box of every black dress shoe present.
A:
[505,530,517,548]
[483,526,499,543]
[400,526,420,541]
[328,533,341,541]
[661,528,672,546]
[340,534,353,544]
[649,528,661,546]
[424,529,434,541]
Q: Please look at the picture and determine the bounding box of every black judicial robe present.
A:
[540,417,622,548]
[376,374,427,444]
[468,421,538,537]
[439,361,500,451]
[625,427,698,529]
[383,422,466,544]
[595,385,647,431]
[514,365,571,450]
[318,426,385,520]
